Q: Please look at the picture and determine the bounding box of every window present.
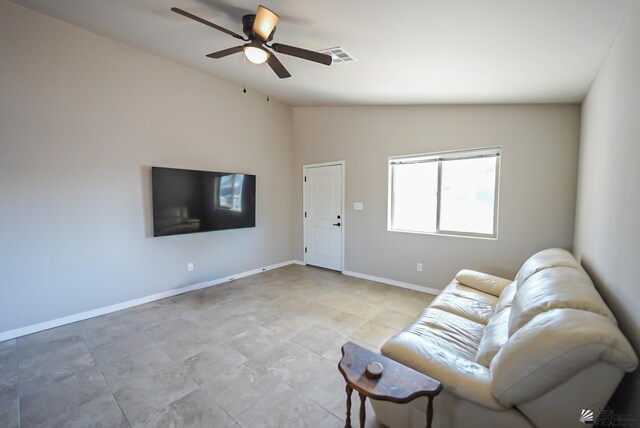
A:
[388,147,500,238]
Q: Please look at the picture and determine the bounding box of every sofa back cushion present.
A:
[495,281,517,313]
[515,248,581,287]
[476,308,510,367]
[508,266,616,336]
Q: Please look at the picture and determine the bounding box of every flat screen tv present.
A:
[151,166,256,237]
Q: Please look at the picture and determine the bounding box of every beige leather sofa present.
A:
[372,248,638,428]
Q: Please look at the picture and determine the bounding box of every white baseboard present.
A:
[342,270,441,296]
[0,259,297,342]
[0,261,438,342]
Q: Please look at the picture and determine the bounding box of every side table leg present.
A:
[359,393,366,428]
[345,385,352,428]
[426,396,434,428]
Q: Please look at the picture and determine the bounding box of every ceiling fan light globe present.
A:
[244,46,270,64]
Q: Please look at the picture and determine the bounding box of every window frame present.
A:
[387,147,501,239]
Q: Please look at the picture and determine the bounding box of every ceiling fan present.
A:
[171,5,332,79]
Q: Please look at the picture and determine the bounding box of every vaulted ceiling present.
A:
[11,0,634,106]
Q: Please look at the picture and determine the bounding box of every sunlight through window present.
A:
[389,147,500,238]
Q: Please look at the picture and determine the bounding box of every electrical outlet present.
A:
[416,263,423,272]
[187,262,194,272]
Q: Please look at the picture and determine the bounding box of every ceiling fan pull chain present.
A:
[243,54,247,93]
[265,61,269,101]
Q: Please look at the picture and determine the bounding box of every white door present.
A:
[304,163,343,271]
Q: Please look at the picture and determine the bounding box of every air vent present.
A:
[318,47,356,63]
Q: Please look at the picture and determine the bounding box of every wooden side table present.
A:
[338,341,442,428]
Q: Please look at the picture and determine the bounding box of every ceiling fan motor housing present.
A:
[242,14,275,41]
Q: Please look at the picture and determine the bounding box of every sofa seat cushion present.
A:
[475,308,510,367]
[405,308,485,360]
[382,328,506,410]
[430,281,499,325]
[509,267,616,336]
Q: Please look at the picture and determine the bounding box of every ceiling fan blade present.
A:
[206,46,244,59]
[267,53,291,79]
[171,7,245,40]
[271,43,332,66]
[253,5,279,41]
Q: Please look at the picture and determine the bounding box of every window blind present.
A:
[389,147,501,165]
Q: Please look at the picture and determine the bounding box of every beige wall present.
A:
[0,1,294,334]
[293,105,580,290]
[574,1,640,412]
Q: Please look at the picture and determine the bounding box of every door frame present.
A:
[302,160,346,272]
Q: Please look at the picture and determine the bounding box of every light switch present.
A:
[353,202,363,210]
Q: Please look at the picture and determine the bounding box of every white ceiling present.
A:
[10,0,635,106]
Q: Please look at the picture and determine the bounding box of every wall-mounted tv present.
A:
[151,166,256,237]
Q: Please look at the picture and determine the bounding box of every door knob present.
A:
[333,222,341,227]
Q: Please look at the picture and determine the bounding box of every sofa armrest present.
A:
[455,270,512,297]
[382,332,506,410]
[490,309,638,407]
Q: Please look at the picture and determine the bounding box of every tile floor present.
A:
[0,264,434,428]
